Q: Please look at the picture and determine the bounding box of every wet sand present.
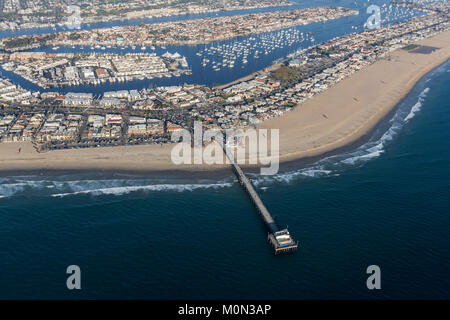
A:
[0,30,449,174]
[261,30,450,163]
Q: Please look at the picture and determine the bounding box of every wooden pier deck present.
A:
[220,142,298,254]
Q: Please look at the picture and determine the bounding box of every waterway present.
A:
[0,0,423,94]
[0,1,448,299]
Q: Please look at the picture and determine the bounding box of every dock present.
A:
[220,142,298,254]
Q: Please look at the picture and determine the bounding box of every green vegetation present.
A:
[0,12,18,19]
[315,46,344,57]
[270,65,300,82]
[402,44,419,51]
[282,102,296,108]
[3,34,55,49]
[4,37,35,49]
[68,33,82,41]
[218,92,236,99]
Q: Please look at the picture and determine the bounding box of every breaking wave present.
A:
[0,83,434,198]
[251,82,433,186]
[405,87,429,122]
[0,61,444,198]
[51,182,233,197]
[0,176,234,199]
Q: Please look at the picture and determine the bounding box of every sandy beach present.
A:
[0,30,449,174]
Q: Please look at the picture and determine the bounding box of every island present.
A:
[0,0,292,31]
[0,7,358,50]
[1,52,191,88]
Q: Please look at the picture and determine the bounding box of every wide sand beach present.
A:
[0,29,449,174]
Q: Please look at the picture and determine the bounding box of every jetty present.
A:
[220,141,298,254]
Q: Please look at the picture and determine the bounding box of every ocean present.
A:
[0,56,449,299]
[0,0,449,299]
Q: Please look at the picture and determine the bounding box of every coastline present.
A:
[0,30,449,175]
[261,29,450,164]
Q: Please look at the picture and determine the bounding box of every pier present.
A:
[220,142,298,254]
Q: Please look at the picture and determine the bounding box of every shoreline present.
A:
[0,30,449,176]
[0,79,432,180]
[259,29,450,164]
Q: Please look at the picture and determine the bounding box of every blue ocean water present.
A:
[0,58,449,299]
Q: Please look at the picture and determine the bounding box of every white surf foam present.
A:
[341,149,383,165]
[0,78,437,198]
[51,182,233,198]
[251,166,332,186]
[0,176,234,198]
[405,87,429,122]
[0,181,41,198]
[251,84,433,187]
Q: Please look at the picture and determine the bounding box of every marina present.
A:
[1,56,450,298]
[0,52,191,89]
[0,4,423,95]
[0,2,447,148]
[0,0,449,300]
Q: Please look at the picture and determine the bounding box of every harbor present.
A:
[0,0,449,300]
[0,1,426,96]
